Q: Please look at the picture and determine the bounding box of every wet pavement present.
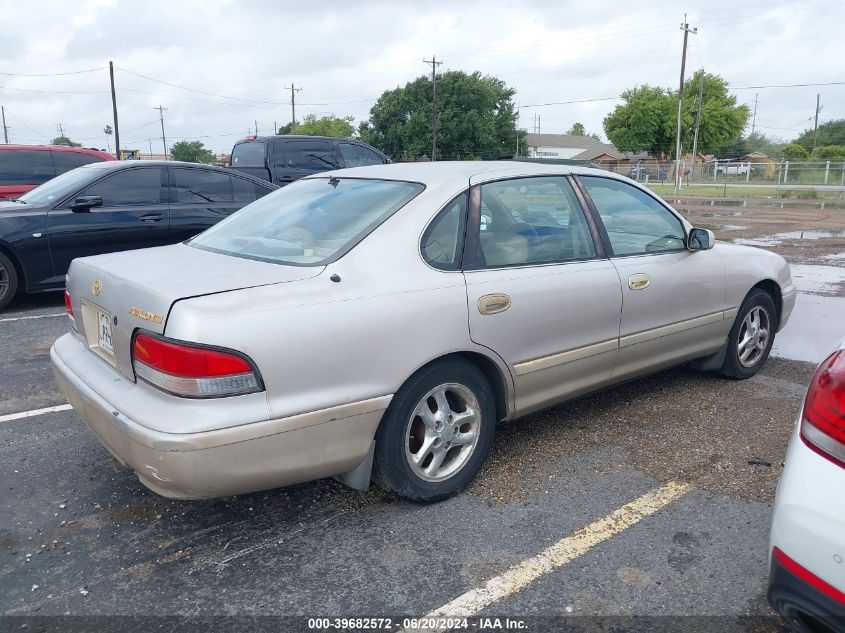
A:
[0,194,841,631]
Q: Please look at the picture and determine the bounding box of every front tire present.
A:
[373,358,496,502]
[720,289,777,379]
[0,251,19,312]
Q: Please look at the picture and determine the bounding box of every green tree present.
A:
[566,122,601,141]
[794,119,845,151]
[51,135,81,147]
[170,140,215,163]
[290,114,355,138]
[359,70,525,160]
[811,145,845,159]
[603,71,749,158]
[780,143,809,160]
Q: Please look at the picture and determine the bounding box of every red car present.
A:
[0,145,115,199]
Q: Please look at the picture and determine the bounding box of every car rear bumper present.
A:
[768,550,845,631]
[51,334,389,499]
[768,418,845,629]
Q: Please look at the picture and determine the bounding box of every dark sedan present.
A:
[0,161,276,310]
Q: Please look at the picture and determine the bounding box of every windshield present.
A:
[18,166,99,205]
[189,177,424,266]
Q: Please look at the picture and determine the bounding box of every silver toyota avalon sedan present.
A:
[51,162,796,502]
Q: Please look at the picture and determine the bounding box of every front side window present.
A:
[579,176,686,256]
[282,141,336,170]
[339,143,383,167]
[190,177,424,266]
[421,194,466,270]
[77,168,164,207]
[467,176,596,269]
[0,150,55,185]
[173,168,233,203]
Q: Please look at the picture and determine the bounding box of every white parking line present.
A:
[0,404,72,424]
[407,480,691,631]
[0,312,64,324]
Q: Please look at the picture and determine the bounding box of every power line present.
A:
[731,80,845,90]
[521,97,620,108]
[0,67,106,77]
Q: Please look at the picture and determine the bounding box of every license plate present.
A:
[80,299,116,365]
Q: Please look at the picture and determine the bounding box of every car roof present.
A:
[79,160,278,185]
[302,160,618,188]
[0,144,113,158]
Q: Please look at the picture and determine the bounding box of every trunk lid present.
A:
[67,242,323,380]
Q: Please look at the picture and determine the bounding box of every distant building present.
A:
[524,133,649,167]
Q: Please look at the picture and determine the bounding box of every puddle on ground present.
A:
[669,198,845,210]
[731,230,845,247]
[772,293,845,363]
[824,252,845,260]
[788,264,845,296]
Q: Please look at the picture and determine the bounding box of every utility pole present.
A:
[690,70,705,180]
[109,61,121,159]
[1,106,8,144]
[254,120,258,137]
[286,84,301,133]
[674,15,697,193]
[57,123,65,139]
[154,105,168,160]
[751,93,759,135]
[813,93,821,151]
[423,56,443,161]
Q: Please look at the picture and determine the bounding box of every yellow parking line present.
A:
[407,480,691,631]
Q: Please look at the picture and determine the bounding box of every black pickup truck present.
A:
[228,135,391,186]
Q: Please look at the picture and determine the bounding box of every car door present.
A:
[169,167,271,241]
[576,175,729,381]
[462,175,623,416]
[47,166,170,279]
[272,139,338,185]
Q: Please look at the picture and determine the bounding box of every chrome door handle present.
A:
[140,214,163,222]
[478,293,511,315]
[628,273,650,290]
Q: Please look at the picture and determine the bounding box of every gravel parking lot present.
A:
[1,196,842,631]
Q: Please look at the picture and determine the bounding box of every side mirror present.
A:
[688,227,715,251]
[71,195,103,212]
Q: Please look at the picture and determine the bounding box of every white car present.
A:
[768,341,845,630]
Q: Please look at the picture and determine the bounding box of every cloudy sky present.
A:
[1,0,842,156]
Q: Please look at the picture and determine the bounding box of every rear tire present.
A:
[373,358,496,503]
[0,252,19,312]
[720,289,777,379]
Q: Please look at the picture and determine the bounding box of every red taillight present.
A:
[801,350,845,469]
[773,547,845,606]
[64,290,73,317]
[132,332,261,398]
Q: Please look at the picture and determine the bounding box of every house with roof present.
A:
[525,133,623,163]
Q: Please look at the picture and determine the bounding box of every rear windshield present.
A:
[230,141,266,167]
[189,177,424,266]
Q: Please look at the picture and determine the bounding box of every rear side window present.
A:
[281,140,336,170]
[338,143,384,167]
[0,150,55,185]
[230,141,266,167]
[52,151,106,175]
[421,194,466,270]
[174,168,234,203]
[232,177,272,203]
[79,168,164,206]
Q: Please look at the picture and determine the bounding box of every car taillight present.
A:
[801,350,845,469]
[132,332,262,398]
[64,290,73,317]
